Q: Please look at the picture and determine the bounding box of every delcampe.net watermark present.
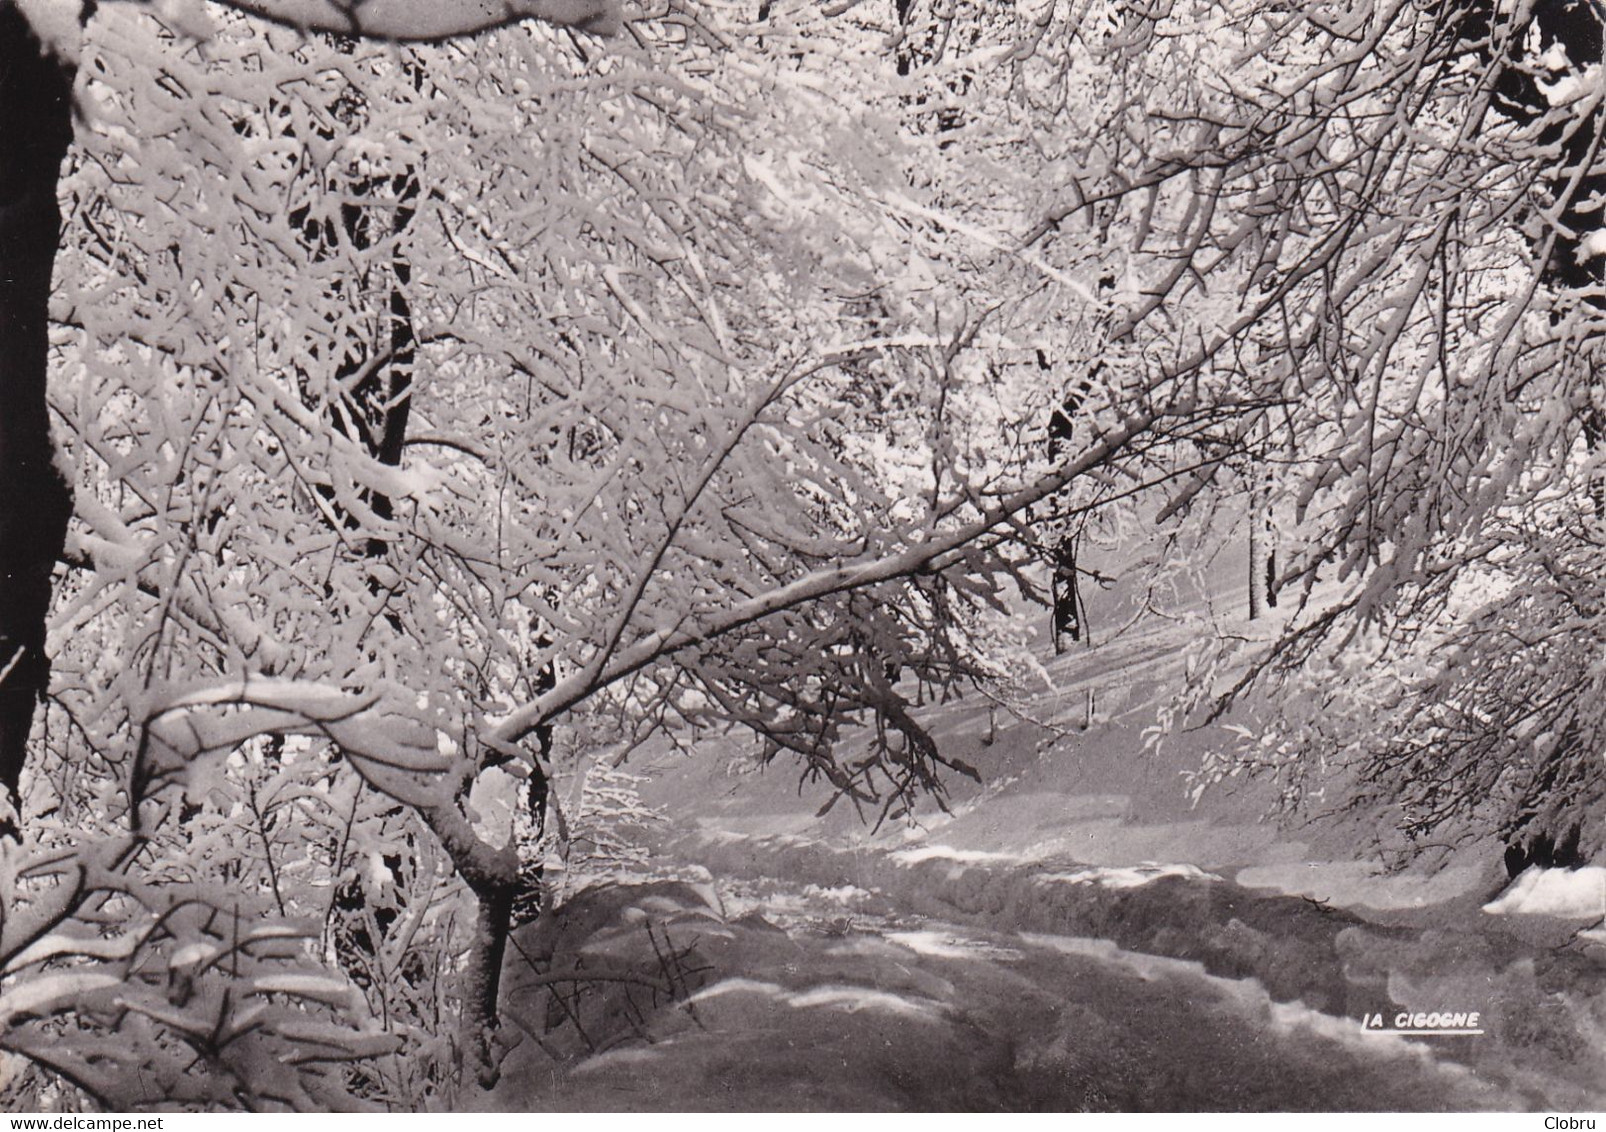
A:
[7,1119,163,1131]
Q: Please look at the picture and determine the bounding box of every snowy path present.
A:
[484,864,1605,1111]
[561,574,1606,1110]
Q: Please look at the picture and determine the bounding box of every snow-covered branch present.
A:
[486,406,1165,751]
[197,0,619,38]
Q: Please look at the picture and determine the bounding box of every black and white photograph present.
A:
[2,0,1606,1114]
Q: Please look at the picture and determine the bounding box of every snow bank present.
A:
[885,930,1023,961]
[1236,861,1486,911]
[686,976,944,1021]
[1035,862,1222,889]
[787,985,943,1019]
[489,878,1594,1112]
[673,827,1357,1011]
[889,845,1027,866]
[1482,867,1606,918]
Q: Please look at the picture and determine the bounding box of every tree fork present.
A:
[0,6,76,832]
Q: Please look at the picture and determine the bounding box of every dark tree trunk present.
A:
[1248,424,1277,621]
[461,874,516,1086]
[1043,349,1090,652]
[0,8,76,833]
[327,169,419,558]
[313,166,425,978]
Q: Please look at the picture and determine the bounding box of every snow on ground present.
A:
[633,551,1389,909]
[885,930,1023,961]
[1033,862,1222,889]
[483,880,1603,1112]
[1236,860,1491,913]
[579,526,1606,1110]
[887,847,1221,889]
[1483,867,1606,918]
[888,845,1029,865]
[685,977,949,1021]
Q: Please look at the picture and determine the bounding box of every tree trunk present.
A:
[1246,413,1279,621]
[1247,464,1271,621]
[460,875,517,1087]
[0,8,76,833]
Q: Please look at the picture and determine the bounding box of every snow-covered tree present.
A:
[14,0,1606,1110]
[1128,0,1606,868]
[3,0,1217,1105]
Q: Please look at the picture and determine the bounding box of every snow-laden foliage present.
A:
[8,0,1606,1110]
[11,0,1129,1106]
[1131,0,1606,861]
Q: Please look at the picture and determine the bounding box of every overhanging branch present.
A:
[485,403,1176,753]
[208,0,620,39]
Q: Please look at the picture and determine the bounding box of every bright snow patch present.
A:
[684,978,788,1007]
[154,0,217,40]
[786,986,942,1019]
[802,884,874,904]
[0,973,120,1027]
[886,931,1022,962]
[1036,863,1221,889]
[573,1046,664,1076]
[5,932,141,973]
[250,974,355,1005]
[686,978,942,1020]
[1483,867,1606,918]
[1578,229,1606,262]
[169,943,220,970]
[1538,42,1573,72]
[890,846,1026,866]
[15,0,83,63]
[1538,59,1603,107]
[620,889,723,923]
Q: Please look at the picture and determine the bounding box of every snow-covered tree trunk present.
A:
[1247,429,1276,622]
[1246,507,1270,622]
[0,6,75,832]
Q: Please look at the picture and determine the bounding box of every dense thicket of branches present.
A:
[1180,0,1606,866]
[2,0,1606,1110]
